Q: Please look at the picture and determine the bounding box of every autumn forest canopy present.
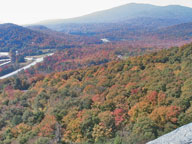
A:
[1,43,192,143]
[0,3,192,144]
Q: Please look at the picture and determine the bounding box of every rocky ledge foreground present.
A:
[147,123,192,144]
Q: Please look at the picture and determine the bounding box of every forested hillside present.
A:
[0,23,101,53]
[51,22,192,48]
[25,42,157,75]
[0,23,59,52]
[1,43,192,143]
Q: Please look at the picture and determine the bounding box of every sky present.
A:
[0,0,191,25]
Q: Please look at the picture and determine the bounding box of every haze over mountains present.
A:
[37,3,192,31]
[32,3,192,48]
[0,3,192,54]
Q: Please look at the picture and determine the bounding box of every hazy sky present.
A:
[0,0,191,25]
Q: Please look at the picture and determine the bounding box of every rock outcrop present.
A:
[147,123,192,144]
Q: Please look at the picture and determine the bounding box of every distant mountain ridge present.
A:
[36,3,192,31]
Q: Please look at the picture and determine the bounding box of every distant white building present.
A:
[16,51,19,56]
[117,55,123,59]
[101,38,110,43]
[0,52,9,57]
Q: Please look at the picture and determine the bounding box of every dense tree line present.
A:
[24,42,157,76]
[0,43,192,143]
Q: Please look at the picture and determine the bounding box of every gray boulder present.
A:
[147,123,192,144]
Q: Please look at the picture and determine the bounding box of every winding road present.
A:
[0,61,11,67]
[0,53,54,79]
